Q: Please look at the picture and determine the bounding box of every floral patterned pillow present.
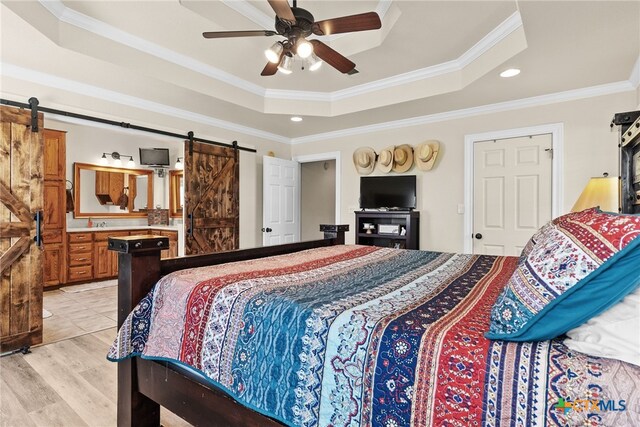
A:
[486,208,640,341]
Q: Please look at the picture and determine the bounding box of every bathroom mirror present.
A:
[73,162,154,218]
[169,170,183,218]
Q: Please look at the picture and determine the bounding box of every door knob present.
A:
[262,227,273,232]
[475,233,483,239]
[266,227,272,232]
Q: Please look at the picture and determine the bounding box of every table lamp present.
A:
[571,173,619,212]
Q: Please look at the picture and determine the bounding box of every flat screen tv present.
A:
[360,175,416,210]
[139,148,170,166]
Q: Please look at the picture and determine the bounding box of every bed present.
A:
[108,115,640,427]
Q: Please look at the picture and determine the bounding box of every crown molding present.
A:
[290,80,636,144]
[38,0,267,97]
[1,63,290,144]
[3,63,634,147]
[37,0,522,109]
[267,11,524,102]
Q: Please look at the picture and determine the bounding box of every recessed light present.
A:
[291,116,303,122]
[500,68,521,78]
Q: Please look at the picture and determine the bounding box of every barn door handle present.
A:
[34,211,43,246]
[187,213,194,237]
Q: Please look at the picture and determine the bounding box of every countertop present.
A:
[67,225,181,233]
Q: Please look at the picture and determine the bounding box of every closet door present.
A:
[184,141,239,255]
[0,106,44,353]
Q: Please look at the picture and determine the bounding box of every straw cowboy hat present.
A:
[392,144,413,173]
[376,145,394,173]
[415,140,440,171]
[353,147,377,175]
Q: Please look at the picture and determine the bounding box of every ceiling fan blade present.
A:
[261,53,282,76]
[309,40,355,74]
[267,0,296,23]
[312,12,381,36]
[203,30,277,38]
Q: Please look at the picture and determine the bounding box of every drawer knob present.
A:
[135,242,142,248]
[157,241,164,247]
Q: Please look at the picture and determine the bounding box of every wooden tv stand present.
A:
[355,210,419,250]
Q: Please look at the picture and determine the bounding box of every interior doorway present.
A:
[463,123,564,254]
[293,152,341,241]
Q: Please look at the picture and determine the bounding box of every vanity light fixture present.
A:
[175,157,184,170]
[100,152,135,167]
[500,68,521,78]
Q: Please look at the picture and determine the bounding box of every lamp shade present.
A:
[571,176,619,212]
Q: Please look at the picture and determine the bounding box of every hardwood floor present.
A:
[0,282,191,427]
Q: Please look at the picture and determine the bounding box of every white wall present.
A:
[300,160,336,241]
[291,91,638,253]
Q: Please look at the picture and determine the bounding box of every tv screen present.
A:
[139,148,170,166]
[360,176,416,209]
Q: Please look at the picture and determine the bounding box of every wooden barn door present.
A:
[0,106,44,353]
[184,141,239,255]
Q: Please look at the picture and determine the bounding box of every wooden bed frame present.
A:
[108,224,348,427]
[110,114,640,427]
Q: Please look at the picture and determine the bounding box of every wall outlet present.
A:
[457,204,465,214]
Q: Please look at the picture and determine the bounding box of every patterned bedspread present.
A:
[108,245,640,426]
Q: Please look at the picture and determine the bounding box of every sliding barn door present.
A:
[0,106,44,352]
[184,141,239,255]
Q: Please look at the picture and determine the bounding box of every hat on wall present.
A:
[376,145,394,173]
[415,140,440,171]
[353,147,377,175]
[392,144,414,173]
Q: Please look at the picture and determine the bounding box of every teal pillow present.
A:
[486,208,640,341]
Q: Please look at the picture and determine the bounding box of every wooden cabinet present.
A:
[64,228,179,283]
[43,129,65,181]
[159,230,178,259]
[94,231,128,278]
[95,171,125,205]
[67,233,93,283]
[355,211,420,250]
[43,129,67,287]
[43,244,64,287]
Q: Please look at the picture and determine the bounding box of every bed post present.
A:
[320,224,348,244]
[108,235,169,427]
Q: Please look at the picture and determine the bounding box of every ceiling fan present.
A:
[202,0,381,76]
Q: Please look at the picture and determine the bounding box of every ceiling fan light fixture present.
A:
[296,39,313,58]
[308,54,322,71]
[265,42,283,64]
[278,55,293,74]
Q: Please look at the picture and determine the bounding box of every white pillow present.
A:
[564,285,640,366]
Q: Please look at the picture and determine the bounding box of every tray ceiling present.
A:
[1,1,638,141]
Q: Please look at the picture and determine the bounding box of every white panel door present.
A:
[473,134,552,256]
[263,156,300,246]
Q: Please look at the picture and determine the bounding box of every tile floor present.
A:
[42,281,118,345]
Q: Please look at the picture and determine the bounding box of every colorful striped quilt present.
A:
[108,245,640,426]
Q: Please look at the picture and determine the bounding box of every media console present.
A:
[355,210,420,250]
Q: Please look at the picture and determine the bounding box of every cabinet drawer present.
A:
[68,232,93,243]
[69,242,93,253]
[67,265,93,282]
[94,231,129,241]
[69,252,92,266]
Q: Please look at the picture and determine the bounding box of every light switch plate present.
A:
[457,204,465,214]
